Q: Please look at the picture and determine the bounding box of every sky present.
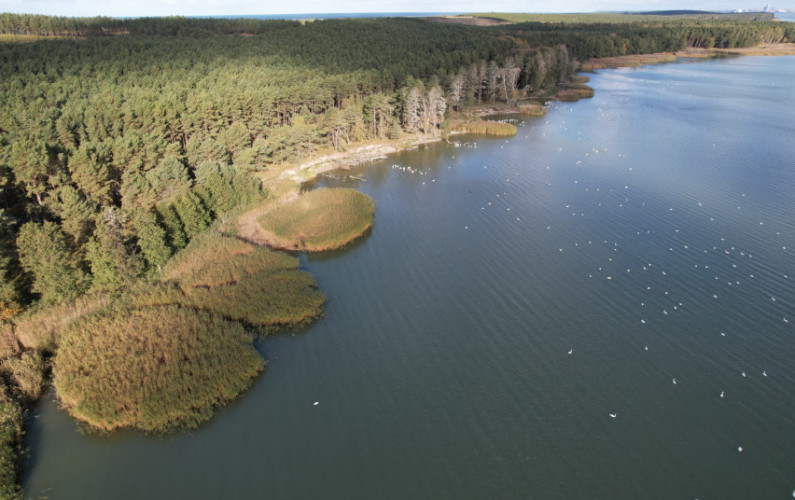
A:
[0,0,792,17]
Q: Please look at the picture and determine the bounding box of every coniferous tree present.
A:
[131,209,171,273]
[173,192,211,240]
[86,208,143,290]
[155,205,187,253]
[16,221,89,303]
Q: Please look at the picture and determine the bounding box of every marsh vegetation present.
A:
[258,188,375,252]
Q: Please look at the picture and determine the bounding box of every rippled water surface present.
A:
[24,56,795,499]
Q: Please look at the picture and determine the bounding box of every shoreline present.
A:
[238,135,443,245]
[581,43,795,70]
[240,42,795,245]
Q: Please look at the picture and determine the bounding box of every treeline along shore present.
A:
[0,11,793,498]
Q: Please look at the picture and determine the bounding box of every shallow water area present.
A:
[23,56,795,499]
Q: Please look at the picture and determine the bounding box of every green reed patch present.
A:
[258,188,375,252]
[53,305,264,432]
[163,231,325,329]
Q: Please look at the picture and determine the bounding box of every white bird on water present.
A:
[672,378,677,385]
[568,349,573,355]
[313,402,319,406]
[720,391,725,398]
[609,413,617,418]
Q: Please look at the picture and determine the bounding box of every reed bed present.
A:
[0,351,45,402]
[164,231,325,328]
[580,53,677,71]
[258,188,375,252]
[53,305,264,432]
[0,325,19,362]
[456,120,517,136]
[12,292,112,350]
[556,83,595,101]
[517,104,546,117]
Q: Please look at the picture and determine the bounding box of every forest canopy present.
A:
[0,13,791,311]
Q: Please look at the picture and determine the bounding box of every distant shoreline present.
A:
[239,41,795,238]
[581,43,795,70]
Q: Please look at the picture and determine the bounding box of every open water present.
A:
[23,55,795,499]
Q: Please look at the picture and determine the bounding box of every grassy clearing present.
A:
[53,305,264,432]
[455,120,517,136]
[258,188,374,252]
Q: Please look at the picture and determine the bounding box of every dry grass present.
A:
[429,15,509,26]
[258,188,375,252]
[164,231,325,329]
[581,53,677,71]
[1,351,45,402]
[710,43,795,56]
[163,231,256,283]
[12,293,112,351]
[0,33,74,43]
[53,305,264,432]
[455,120,517,136]
[49,230,325,432]
[0,325,19,362]
[517,104,546,117]
[556,83,595,102]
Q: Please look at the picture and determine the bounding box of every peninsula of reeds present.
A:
[257,188,375,252]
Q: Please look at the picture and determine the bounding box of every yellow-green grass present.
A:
[162,231,325,328]
[258,188,375,252]
[0,33,74,43]
[517,104,546,117]
[0,324,19,362]
[49,231,324,432]
[571,75,590,83]
[0,351,45,402]
[53,305,264,432]
[456,120,517,136]
[556,83,595,102]
[12,292,112,351]
[581,53,677,71]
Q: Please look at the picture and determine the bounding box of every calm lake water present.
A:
[24,56,795,499]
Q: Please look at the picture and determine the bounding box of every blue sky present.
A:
[1,0,791,17]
